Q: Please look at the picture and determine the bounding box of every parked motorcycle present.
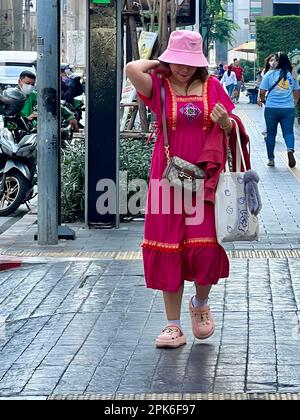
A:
[62,95,85,129]
[0,88,37,216]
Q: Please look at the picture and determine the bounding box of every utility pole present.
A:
[36,0,60,245]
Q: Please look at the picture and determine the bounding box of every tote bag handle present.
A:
[230,118,247,172]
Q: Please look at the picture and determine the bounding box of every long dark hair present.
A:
[263,54,275,74]
[186,67,209,94]
[162,62,209,94]
[275,52,293,80]
[227,65,232,77]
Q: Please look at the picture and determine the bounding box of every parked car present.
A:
[0,51,37,91]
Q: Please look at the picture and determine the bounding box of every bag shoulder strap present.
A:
[268,70,283,94]
[161,84,169,147]
[161,84,171,163]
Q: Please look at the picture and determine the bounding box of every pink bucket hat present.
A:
[158,30,209,67]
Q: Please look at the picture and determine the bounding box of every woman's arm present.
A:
[293,89,300,105]
[232,71,237,86]
[257,89,267,107]
[126,59,161,98]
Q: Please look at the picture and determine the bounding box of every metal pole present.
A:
[115,0,121,229]
[36,0,60,245]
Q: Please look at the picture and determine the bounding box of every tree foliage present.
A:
[202,0,239,49]
[256,16,300,68]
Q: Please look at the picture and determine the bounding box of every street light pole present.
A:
[36,0,60,245]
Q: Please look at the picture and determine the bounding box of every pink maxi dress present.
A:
[139,74,235,292]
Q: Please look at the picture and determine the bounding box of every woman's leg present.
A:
[279,108,296,167]
[163,284,184,321]
[264,108,279,161]
[189,283,215,339]
[195,284,212,300]
[156,285,186,348]
[226,83,234,98]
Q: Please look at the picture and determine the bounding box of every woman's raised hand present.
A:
[210,103,232,130]
[153,61,171,77]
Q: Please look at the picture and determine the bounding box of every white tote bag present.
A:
[215,119,259,243]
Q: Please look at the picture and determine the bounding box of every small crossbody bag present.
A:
[161,84,205,193]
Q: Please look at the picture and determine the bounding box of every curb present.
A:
[0,257,23,271]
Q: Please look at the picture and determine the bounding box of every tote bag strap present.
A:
[230,118,247,172]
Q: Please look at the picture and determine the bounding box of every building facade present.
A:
[229,0,300,48]
[61,0,86,67]
[264,0,300,15]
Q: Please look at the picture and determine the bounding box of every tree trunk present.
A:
[127,0,140,62]
[0,0,14,50]
[12,0,23,49]
[24,0,31,50]
[159,0,168,53]
[170,0,177,33]
[147,0,158,33]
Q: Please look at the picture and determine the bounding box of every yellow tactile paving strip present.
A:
[48,392,300,400]
[1,249,300,261]
[277,151,300,182]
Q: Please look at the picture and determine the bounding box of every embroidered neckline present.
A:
[177,96,203,102]
[164,76,212,131]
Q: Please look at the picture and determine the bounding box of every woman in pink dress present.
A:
[126,30,249,348]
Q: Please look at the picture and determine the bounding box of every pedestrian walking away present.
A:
[220,65,237,98]
[231,58,244,103]
[216,63,225,81]
[257,54,277,137]
[126,30,251,348]
[258,52,300,168]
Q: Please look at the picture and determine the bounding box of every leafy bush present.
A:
[256,16,300,68]
[61,141,85,223]
[239,59,258,82]
[120,138,154,182]
[60,137,154,223]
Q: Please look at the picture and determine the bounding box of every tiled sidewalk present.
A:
[0,100,300,398]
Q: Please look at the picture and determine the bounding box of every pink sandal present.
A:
[155,325,187,348]
[189,299,215,339]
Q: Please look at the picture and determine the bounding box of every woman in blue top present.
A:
[259,52,300,167]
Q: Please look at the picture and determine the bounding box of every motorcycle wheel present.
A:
[0,172,30,216]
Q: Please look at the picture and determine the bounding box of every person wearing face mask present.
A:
[18,71,38,120]
[18,70,79,131]
[61,64,83,104]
